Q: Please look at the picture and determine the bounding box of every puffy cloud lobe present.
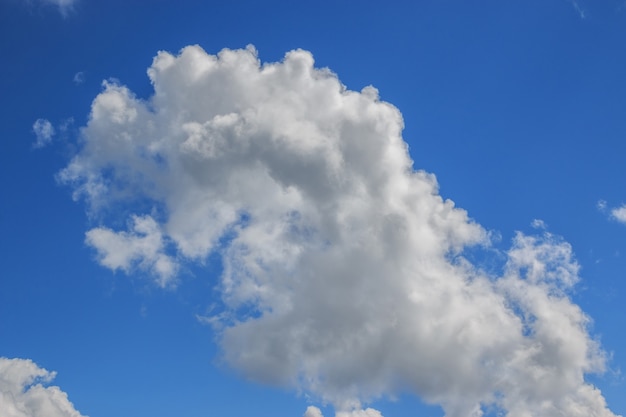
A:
[85,215,178,287]
[32,118,55,148]
[611,205,626,225]
[304,406,325,417]
[304,406,383,417]
[60,45,619,417]
[0,357,86,417]
[597,200,626,226]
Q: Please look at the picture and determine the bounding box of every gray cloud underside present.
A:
[60,45,619,417]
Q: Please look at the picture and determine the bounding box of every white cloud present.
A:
[611,205,626,225]
[85,215,178,287]
[531,218,547,229]
[32,118,55,148]
[0,357,86,417]
[304,406,324,417]
[598,201,626,226]
[60,45,620,417]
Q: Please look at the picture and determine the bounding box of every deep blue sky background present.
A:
[1,1,626,416]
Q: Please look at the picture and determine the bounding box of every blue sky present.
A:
[1,1,626,416]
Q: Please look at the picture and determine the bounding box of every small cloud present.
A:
[598,200,626,226]
[195,313,225,330]
[611,205,626,225]
[304,407,324,417]
[32,118,55,148]
[59,117,74,133]
[530,219,547,230]
[85,215,179,288]
[73,71,85,85]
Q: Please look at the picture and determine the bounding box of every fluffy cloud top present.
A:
[32,118,55,148]
[0,357,86,417]
[60,45,619,417]
[304,406,324,417]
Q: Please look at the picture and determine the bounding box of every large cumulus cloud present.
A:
[59,45,619,417]
[0,357,85,417]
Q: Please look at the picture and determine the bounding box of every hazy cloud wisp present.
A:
[32,118,55,148]
[60,45,619,417]
[41,0,77,16]
[597,200,626,226]
[73,72,85,85]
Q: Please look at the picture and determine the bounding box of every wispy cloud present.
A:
[73,71,85,85]
[570,0,587,19]
[32,118,55,148]
[531,218,547,229]
[60,46,619,417]
[597,200,626,225]
[42,0,77,16]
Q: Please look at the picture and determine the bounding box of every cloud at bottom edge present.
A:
[0,357,86,417]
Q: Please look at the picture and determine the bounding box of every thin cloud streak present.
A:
[42,0,77,16]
